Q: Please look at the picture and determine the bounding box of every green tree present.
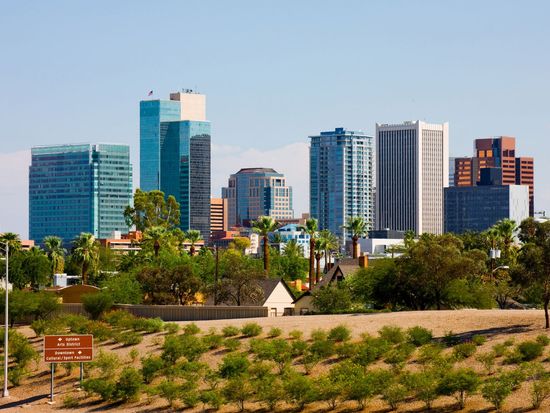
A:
[185,229,203,256]
[515,218,550,327]
[437,368,480,409]
[216,250,265,306]
[229,237,251,254]
[318,229,338,271]
[72,233,99,285]
[142,226,168,258]
[311,284,352,313]
[169,262,203,304]
[21,247,51,289]
[100,273,143,304]
[252,216,279,274]
[314,239,324,283]
[493,218,518,263]
[124,189,180,231]
[344,216,368,259]
[43,235,66,275]
[0,232,22,256]
[300,218,318,289]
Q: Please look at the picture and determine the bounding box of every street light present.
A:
[0,242,9,398]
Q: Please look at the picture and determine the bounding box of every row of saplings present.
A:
[45,311,550,412]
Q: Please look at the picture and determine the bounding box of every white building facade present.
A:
[376,121,449,235]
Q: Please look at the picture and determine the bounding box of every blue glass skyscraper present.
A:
[309,128,374,241]
[29,143,132,244]
[139,91,211,240]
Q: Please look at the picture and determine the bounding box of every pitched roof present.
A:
[205,278,295,306]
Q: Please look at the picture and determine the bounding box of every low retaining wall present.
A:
[60,303,268,321]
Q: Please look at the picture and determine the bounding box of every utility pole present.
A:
[2,242,9,398]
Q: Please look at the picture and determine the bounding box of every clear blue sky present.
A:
[1,0,549,237]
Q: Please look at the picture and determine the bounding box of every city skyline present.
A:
[1,1,549,237]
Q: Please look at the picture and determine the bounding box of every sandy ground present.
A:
[1,309,549,412]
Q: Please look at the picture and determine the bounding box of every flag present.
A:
[148,90,153,96]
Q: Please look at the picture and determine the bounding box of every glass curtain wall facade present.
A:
[29,144,132,244]
[309,128,374,241]
[140,92,211,240]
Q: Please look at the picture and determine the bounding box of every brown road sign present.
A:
[44,335,94,363]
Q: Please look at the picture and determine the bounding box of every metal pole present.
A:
[80,362,83,386]
[50,363,54,402]
[3,242,8,398]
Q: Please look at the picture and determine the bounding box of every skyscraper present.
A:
[29,143,132,243]
[309,128,374,241]
[222,168,294,227]
[453,137,534,216]
[139,91,211,239]
[210,198,228,235]
[376,121,449,235]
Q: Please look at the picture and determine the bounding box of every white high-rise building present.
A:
[376,121,449,235]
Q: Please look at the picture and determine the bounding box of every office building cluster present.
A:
[27,89,535,248]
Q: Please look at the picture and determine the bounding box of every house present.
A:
[207,278,295,317]
[292,257,367,314]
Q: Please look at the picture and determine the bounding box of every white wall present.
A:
[264,282,294,316]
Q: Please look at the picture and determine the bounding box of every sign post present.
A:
[44,335,94,403]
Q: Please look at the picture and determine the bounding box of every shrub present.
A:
[310,328,327,341]
[403,371,439,409]
[155,380,180,407]
[200,389,224,410]
[481,375,514,411]
[437,368,480,409]
[532,376,550,409]
[82,378,116,401]
[283,371,318,410]
[133,317,164,333]
[202,334,224,350]
[378,325,405,344]
[31,317,66,337]
[224,338,241,352]
[290,339,308,358]
[241,322,262,337]
[476,351,497,374]
[223,375,254,412]
[163,322,179,335]
[302,352,321,375]
[255,374,285,410]
[453,342,477,360]
[267,327,282,338]
[182,322,201,335]
[335,342,356,359]
[288,329,303,340]
[309,339,334,358]
[385,343,416,371]
[86,320,113,342]
[62,395,80,408]
[316,375,342,409]
[82,292,114,320]
[472,334,487,346]
[417,343,444,365]
[328,325,352,342]
[8,367,26,386]
[33,291,61,320]
[406,326,433,346]
[493,342,508,357]
[104,310,135,329]
[353,337,390,367]
[381,382,408,410]
[90,350,120,378]
[536,334,550,346]
[115,367,143,402]
[517,341,544,362]
[115,331,143,347]
[161,334,206,363]
[219,352,250,378]
[222,325,240,337]
[141,355,165,384]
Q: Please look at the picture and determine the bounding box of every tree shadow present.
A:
[434,324,533,343]
[0,394,48,409]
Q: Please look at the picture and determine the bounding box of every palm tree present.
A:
[43,235,66,275]
[283,239,303,258]
[343,216,368,259]
[72,232,99,285]
[300,218,318,290]
[314,239,325,284]
[0,232,21,256]
[185,229,203,256]
[143,226,167,258]
[319,229,338,272]
[493,219,517,262]
[252,216,279,274]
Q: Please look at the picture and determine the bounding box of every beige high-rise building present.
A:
[210,198,228,236]
[376,121,449,235]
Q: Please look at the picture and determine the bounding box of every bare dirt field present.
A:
[1,309,549,413]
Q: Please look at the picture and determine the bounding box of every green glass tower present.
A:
[29,143,132,243]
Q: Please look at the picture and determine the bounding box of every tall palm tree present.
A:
[319,229,338,271]
[143,226,167,258]
[72,232,99,285]
[0,232,22,256]
[283,239,303,258]
[343,216,368,259]
[185,229,203,256]
[252,216,279,274]
[43,235,66,275]
[300,218,318,290]
[314,239,325,284]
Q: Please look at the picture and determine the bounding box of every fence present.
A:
[59,303,268,321]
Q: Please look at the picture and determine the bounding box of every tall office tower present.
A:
[453,137,534,216]
[222,168,294,227]
[376,121,449,235]
[29,144,132,243]
[448,157,456,187]
[140,91,211,240]
[210,198,228,236]
[309,128,374,241]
